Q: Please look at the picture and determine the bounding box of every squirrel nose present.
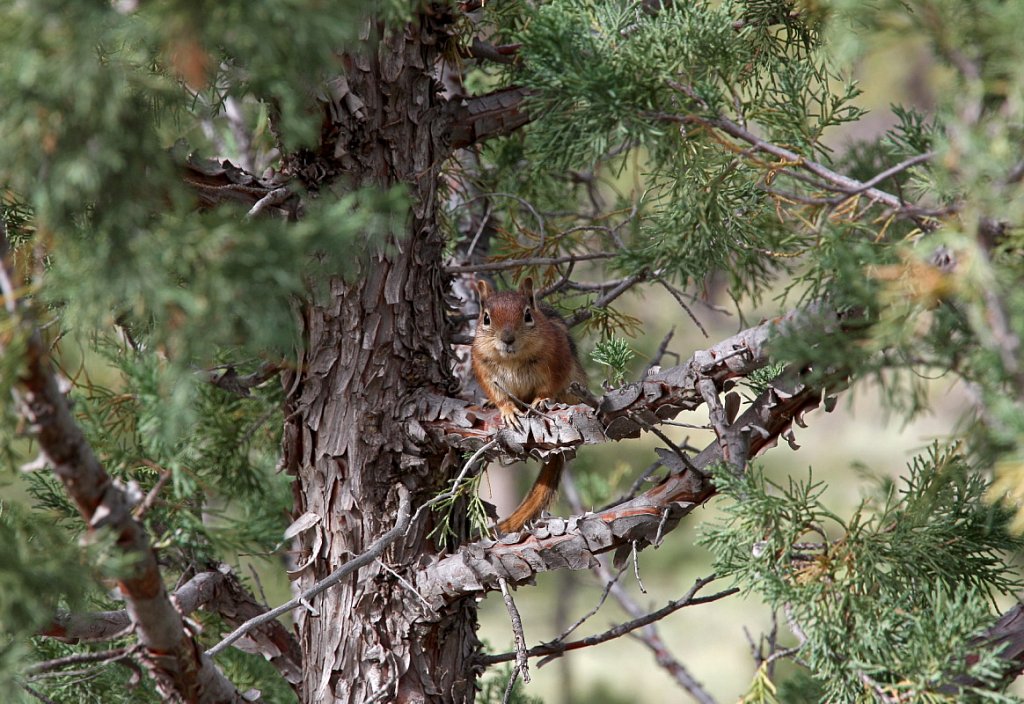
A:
[500,331,516,345]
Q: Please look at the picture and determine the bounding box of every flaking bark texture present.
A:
[280,15,479,704]
[414,372,828,606]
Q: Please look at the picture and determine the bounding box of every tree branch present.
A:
[38,566,303,692]
[448,86,533,149]
[476,574,738,666]
[561,475,718,704]
[445,251,617,274]
[1,227,245,703]
[416,306,821,462]
[39,570,225,643]
[204,361,283,397]
[414,359,833,606]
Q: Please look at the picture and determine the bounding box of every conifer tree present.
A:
[2,1,1024,703]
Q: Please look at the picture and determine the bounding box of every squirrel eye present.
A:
[523,307,534,324]
[482,311,490,326]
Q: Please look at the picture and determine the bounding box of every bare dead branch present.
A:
[477,574,737,666]
[205,361,283,397]
[26,648,131,676]
[648,327,677,371]
[836,152,936,198]
[132,462,171,520]
[40,570,225,643]
[21,684,59,704]
[445,251,617,274]
[565,269,650,327]
[246,187,291,219]
[466,38,521,64]
[561,474,717,703]
[498,577,531,699]
[554,562,628,643]
[205,566,304,690]
[600,561,716,704]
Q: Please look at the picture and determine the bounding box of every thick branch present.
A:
[2,229,245,703]
[448,86,533,149]
[416,306,820,463]
[414,364,830,607]
[40,571,224,642]
[39,566,301,689]
[941,601,1024,694]
[181,153,296,218]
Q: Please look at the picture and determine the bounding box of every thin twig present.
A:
[377,558,433,611]
[206,486,411,657]
[26,648,130,675]
[133,463,172,520]
[565,269,648,327]
[409,440,498,532]
[540,473,628,648]
[656,279,709,338]
[499,577,531,702]
[205,361,283,397]
[245,187,290,219]
[478,575,737,666]
[446,251,616,274]
[624,461,666,502]
[647,327,677,372]
[21,685,59,704]
[837,152,935,197]
[563,473,715,703]
[631,542,647,594]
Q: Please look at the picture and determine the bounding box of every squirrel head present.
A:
[475,277,540,356]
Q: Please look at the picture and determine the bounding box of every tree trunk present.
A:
[281,14,479,703]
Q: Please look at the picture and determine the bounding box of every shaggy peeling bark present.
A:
[278,16,480,704]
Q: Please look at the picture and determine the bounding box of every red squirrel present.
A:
[471,277,588,532]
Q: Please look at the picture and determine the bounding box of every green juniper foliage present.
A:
[700,446,1024,702]
[590,335,635,386]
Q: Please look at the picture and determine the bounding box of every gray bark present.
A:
[279,17,481,704]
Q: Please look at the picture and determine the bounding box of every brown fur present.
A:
[472,278,588,532]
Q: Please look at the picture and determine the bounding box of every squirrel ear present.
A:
[520,277,536,305]
[476,280,493,302]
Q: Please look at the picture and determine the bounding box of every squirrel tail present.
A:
[497,454,565,533]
